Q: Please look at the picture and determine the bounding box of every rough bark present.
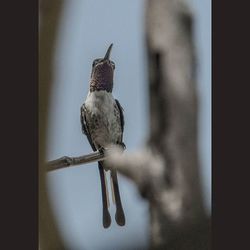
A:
[39,0,66,249]
[106,0,210,249]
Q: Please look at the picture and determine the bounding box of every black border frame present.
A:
[0,1,38,249]
[1,0,250,249]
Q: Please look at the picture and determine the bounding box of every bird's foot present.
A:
[118,142,126,150]
[98,146,106,155]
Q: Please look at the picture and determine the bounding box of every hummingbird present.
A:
[80,44,126,228]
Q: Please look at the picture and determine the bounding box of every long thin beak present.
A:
[103,43,113,60]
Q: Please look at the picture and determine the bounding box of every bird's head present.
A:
[90,44,115,92]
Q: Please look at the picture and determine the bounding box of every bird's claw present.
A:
[119,142,126,150]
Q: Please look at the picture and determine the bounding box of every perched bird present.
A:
[80,44,126,228]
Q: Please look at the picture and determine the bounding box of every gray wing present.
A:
[80,104,97,152]
[115,99,125,146]
[111,100,126,226]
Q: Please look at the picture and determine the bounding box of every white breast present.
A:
[85,90,115,116]
[84,90,122,147]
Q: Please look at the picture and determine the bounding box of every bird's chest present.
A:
[84,91,121,146]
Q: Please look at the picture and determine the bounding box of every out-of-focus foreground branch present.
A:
[39,0,65,249]
[106,0,210,249]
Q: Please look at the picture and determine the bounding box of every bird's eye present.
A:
[92,59,101,67]
[110,61,115,69]
[92,60,98,67]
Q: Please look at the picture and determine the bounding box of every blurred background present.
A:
[46,0,211,249]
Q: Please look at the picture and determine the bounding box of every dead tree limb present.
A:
[46,151,105,171]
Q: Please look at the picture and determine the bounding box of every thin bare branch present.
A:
[46,151,105,172]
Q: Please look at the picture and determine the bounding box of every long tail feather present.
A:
[98,162,111,228]
[110,174,116,204]
[111,170,126,226]
[104,170,110,207]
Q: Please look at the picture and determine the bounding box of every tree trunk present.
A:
[107,0,210,249]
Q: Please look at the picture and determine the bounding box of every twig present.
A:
[46,151,105,172]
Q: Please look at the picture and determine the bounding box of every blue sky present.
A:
[46,1,210,249]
